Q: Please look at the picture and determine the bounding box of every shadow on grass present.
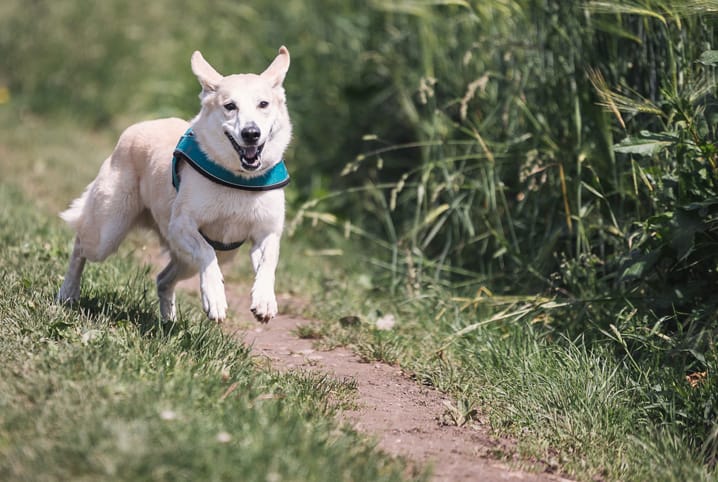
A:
[63,267,188,338]
[53,262,251,361]
[75,292,173,335]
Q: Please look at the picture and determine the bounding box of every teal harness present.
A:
[172,129,290,251]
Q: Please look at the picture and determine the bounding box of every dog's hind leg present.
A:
[56,237,86,304]
[156,256,195,321]
[57,153,145,305]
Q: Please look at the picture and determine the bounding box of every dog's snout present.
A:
[241,124,261,144]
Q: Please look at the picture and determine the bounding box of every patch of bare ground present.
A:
[238,317,571,482]
[141,247,570,482]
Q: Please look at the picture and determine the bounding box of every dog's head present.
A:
[190,47,292,176]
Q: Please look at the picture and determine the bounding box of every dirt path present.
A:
[144,248,568,482]
[234,314,567,482]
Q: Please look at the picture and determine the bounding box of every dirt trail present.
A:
[145,250,569,482]
[235,314,567,482]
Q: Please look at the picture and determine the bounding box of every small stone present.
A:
[160,410,177,421]
[376,314,396,331]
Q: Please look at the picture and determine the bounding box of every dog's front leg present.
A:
[249,232,280,322]
[168,216,227,321]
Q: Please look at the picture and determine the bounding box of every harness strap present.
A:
[200,230,245,251]
[171,129,290,192]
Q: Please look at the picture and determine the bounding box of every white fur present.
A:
[56,47,293,323]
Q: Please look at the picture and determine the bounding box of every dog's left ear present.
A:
[191,51,223,96]
[261,46,290,88]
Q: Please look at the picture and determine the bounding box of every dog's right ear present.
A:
[191,51,223,96]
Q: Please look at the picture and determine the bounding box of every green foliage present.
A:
[612,76,718,320]
[330,0,716,287]
[286,0,718,476]
[298,273,717,480]
[0,0,377,196]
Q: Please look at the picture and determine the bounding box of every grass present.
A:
[0,109,421,481]
[285,249,718,481]
[1,0,717,477]
[1,81,714,482]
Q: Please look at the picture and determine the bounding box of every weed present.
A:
[440,398,478,428]
[295,323,325,340]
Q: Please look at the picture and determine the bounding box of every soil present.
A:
[144,247,570,482]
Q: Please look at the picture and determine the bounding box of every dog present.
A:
[56,47,292,323]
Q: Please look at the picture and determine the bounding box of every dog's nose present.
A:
[241,124,261,144]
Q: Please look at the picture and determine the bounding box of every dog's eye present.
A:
[223,102,237,111]
[258,100,269,109]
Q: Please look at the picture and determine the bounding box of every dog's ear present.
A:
[261,46,290,88]
[191,51,223,95]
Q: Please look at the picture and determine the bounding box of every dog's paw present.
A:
[250,300,277,323]
[159,292,177,322]
[250,285,278,323]
[200,273,227,322]
[202,289,228,322]
[56,285,80,305]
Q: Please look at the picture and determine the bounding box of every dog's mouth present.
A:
[225,132,264,171]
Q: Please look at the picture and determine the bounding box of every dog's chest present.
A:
[193,188,285,244]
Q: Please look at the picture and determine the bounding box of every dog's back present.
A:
[60,117,188,262]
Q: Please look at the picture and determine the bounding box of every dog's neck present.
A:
[171,129,290,192]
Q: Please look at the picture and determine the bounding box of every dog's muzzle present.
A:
[225,131,264,171]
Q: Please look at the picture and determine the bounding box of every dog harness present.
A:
[171,128,290,251]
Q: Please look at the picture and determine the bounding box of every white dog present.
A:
[56,47,292,323]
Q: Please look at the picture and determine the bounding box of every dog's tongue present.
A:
[243,146,259,160]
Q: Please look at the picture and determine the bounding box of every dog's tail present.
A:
[60,181,94,231]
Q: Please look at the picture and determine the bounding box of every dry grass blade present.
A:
[587,67,626,129]
[587,1,668,24]
[588,68,663,118]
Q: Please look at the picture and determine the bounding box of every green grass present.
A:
[1,80,715,482]
[0,183,420,481]
[2,0,717,477]
[288,257,717,481]
[0,105,422,481]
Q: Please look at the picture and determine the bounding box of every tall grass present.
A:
[323,0,716,285]
[288,0,718,476]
